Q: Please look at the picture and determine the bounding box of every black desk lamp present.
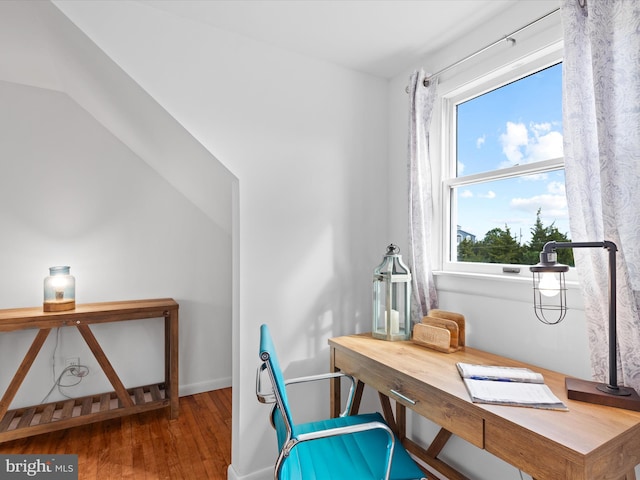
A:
[530,240,640,410]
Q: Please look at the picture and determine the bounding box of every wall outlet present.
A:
[65,357,80,372]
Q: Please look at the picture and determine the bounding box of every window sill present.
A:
[432,269,582,306]
[432,269,580,290]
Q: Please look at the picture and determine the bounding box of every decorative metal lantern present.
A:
[372,244,412,341]
[43,266,76,312]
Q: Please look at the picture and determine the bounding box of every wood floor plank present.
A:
[0,388,232,480]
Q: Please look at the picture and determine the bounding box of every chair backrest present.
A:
[259,324,296,444]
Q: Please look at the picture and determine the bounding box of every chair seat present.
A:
[275,412,425,480]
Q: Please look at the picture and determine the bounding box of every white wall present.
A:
[0,1,233,409]
[50,1,391,478]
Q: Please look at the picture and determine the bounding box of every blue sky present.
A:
[455,63,568,244]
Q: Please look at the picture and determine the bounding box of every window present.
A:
[441,58,574,276]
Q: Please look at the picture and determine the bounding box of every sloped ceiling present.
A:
[0,0,234,228]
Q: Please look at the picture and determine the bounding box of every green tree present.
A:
[458,237,483,262]
[524,209,574,266]
[457,210,573,266]
[481,225,523,264]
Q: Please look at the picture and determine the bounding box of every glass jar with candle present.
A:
[43,266,76,312]
[372,245,412,341]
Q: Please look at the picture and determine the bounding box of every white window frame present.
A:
[433,40,576,281]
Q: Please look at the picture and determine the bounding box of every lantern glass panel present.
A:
[372,245,411,341]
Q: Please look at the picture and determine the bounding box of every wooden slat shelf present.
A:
[0,299,179,443]
[0,383,168,442]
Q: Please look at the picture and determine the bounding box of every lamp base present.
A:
[566,377,640,411]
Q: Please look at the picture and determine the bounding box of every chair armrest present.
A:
[295,419,393,443]
[285,372,356,417]
[256,363,276,404]
[257,365,356,416]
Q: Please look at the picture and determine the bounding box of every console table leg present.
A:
[165,310,179,419]
[76,324,134,408]
[0,328,51,420]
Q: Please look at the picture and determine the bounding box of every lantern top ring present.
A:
[386,244,400,255]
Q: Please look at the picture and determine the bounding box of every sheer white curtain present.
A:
[407,69,439,322]
[562,0,640,391]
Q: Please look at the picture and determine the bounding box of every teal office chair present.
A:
[256,324,427,480]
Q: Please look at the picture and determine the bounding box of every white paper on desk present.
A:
[457,362,544,383]
[463,378,568,410]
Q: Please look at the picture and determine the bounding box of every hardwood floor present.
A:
[0,388,232,479]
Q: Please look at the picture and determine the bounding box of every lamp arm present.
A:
[543,240,619,390]
[542,240,617,254]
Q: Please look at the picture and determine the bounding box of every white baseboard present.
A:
[179,377,232,396]
[227,463,272,480]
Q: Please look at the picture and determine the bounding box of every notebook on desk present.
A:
[457,362,568,411]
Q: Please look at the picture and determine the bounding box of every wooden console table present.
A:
[0,298,179,443]
[329,333,640,480]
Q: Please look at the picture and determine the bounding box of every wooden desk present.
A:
[329,334,640,480]
[0,299,179,443]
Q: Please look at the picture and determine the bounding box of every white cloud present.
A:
[499,121,563,168]
[476,135,486,149]
[528,130,563,163]
[479,190,496,199]
[459,189,473,198]
[547,181,565,195]
[507,180,568,232]
[531,122,552,133]
[510,194,567,218]
[500,122,528,165]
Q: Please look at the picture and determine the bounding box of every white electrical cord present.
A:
[43,328,91,403]
[41,363,90,404]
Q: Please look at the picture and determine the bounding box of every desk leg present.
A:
[426,428,453,459]
[377,393,407,441]
[165,309,179,419]
[379,393,399,436]
[396,401,406,441]
[352,381,364,415]
[404,428,473,480]
[330,346,340,418]
[329,347,363,418]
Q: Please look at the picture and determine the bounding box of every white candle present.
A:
[385,309,400,334]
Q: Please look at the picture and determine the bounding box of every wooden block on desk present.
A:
[428,309,465,346]
[412,323,454,353]
[422,316,460,350]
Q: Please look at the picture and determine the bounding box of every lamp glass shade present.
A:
[43,266,75,312]
[372,245,411,341]
[531,269,567,324]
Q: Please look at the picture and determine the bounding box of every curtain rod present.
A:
[407,7,560,90]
